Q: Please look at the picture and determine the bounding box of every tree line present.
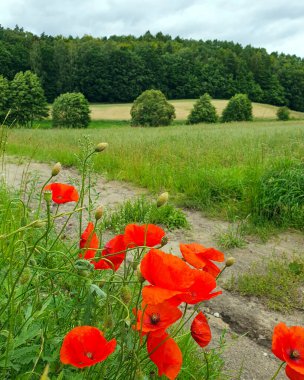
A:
[1,26,304,111]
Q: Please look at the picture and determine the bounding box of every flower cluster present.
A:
[42,173,226,379]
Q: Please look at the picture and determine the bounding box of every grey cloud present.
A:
[0,0,303,56]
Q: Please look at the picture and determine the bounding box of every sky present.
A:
[0,0,304,57]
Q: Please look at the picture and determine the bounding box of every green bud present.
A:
[157,192,169,207]
[95,142,108,152]
[51,162,62,177]
[43,190,52,203]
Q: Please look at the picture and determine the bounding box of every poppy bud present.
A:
[136,265,145,283]
[157,192,169,207]
[134,369,145,380]
[43,190,52,203]
[132,260,139,270]
[225,257,236,267]
[160,236,168,247]
[51,162,62,177]
[120,285,132,304]
[32,220,46,228]
[40,364,50,380]
[104,315,114,329]
[19,267,31,284]
[95,206,103,221]
[95,142,108,152]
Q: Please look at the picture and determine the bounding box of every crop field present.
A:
[89,99,304,120]
[6,119,304,230]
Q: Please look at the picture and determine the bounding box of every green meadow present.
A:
[6,119,304,230]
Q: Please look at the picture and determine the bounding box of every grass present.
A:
[225,255,304,312]
[89,100,304,121]
[6,120,304,230]
[216,222,247,249]
[101,196,189,233]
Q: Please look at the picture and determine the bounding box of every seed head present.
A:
[95,206,103,221]
[43,190,52,203]
[225,257,236,267]
[157,192,169,207]
[95,142,108,152]
[120,285,132,304]
[136,264,145,283]
[51,162,62,177]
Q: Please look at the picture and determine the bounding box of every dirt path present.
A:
[3,158,304,380]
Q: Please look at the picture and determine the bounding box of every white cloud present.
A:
[0,0,303,56]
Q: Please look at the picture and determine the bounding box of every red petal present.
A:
[191,312,212,348]
[147,332,182,380]
[286,366,304,380]
[140,249,194,291]
[79,222,99,259]
[124,224,165,248]
[142,285,186,305]
[44,183,79,204]
[272,322,290,362]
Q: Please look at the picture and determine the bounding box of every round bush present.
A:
[222,94,252,122]
[187,93,218,124]
[52,92,90,128]
[130,89,175,127]
[277,106,290,121]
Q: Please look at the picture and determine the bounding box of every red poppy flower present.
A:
[191,312,212,348]
[93,234,126,271]
[147,332,182,380]
[140,249,220,305]
[79,222,99,259]
[60,326,116,368]
[272,322,304,376]
[133,302,182,336]
[124,224,165,248]
[286,366,304,380]
[44,183,79,204]
[180,243,224,277]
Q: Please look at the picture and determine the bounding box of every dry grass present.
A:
[89,99,304,121]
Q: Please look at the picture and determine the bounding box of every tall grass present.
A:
[6,120,304,228]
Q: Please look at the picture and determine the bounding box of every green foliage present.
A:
[225,255,304,312]
[6,121,304,231]
[130,89,176,127]
[187,93,218,124]
[222,94,253,122]
[216,222,247,249]
[277,106,290,121]
[102,196,189,233]
[253,162,304,229]
[0,75,10,121]
[10,70,48,127]
[52,92,91,128]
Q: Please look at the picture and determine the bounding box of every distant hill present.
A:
[1,26,304,111]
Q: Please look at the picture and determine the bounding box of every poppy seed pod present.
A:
[156,192,169,207]
[95,142,108,152]
[225,257,236,267]
[95,206,103,221]
[120,285,132,304]
[32,220,46,228]
[43,190,52,203]
[136,265,145,283]
[51,162,62,176]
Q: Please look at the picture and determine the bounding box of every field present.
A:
[6,118,304,230]
[89,99,304,120]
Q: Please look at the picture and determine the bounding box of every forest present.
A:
[1,25,304,111]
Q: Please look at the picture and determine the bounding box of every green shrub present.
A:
[0,75,10,122]
[187,93,218,124]
[221,93,252,122]
[102,196,189,233]
[130,89,175,127]
[277,106,290,121]
[253,162,304,228]
[52,92,90,128]
[10,71,48,127]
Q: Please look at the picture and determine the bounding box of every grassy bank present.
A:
[6,120,304,228]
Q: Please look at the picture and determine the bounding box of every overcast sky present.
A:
[0,0,303,57]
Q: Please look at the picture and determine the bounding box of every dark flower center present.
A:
[86,352,93,359]
[150,313,160,325]
[290,350,300,360]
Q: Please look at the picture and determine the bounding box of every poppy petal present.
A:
[79,222,99,259]
[124,224,165,248]
[191,312,212,348]
[44,183,79,204]
[140,249,194,291]
[286,366,304,380]
[142,286,186,305]
[147,332,182,380]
